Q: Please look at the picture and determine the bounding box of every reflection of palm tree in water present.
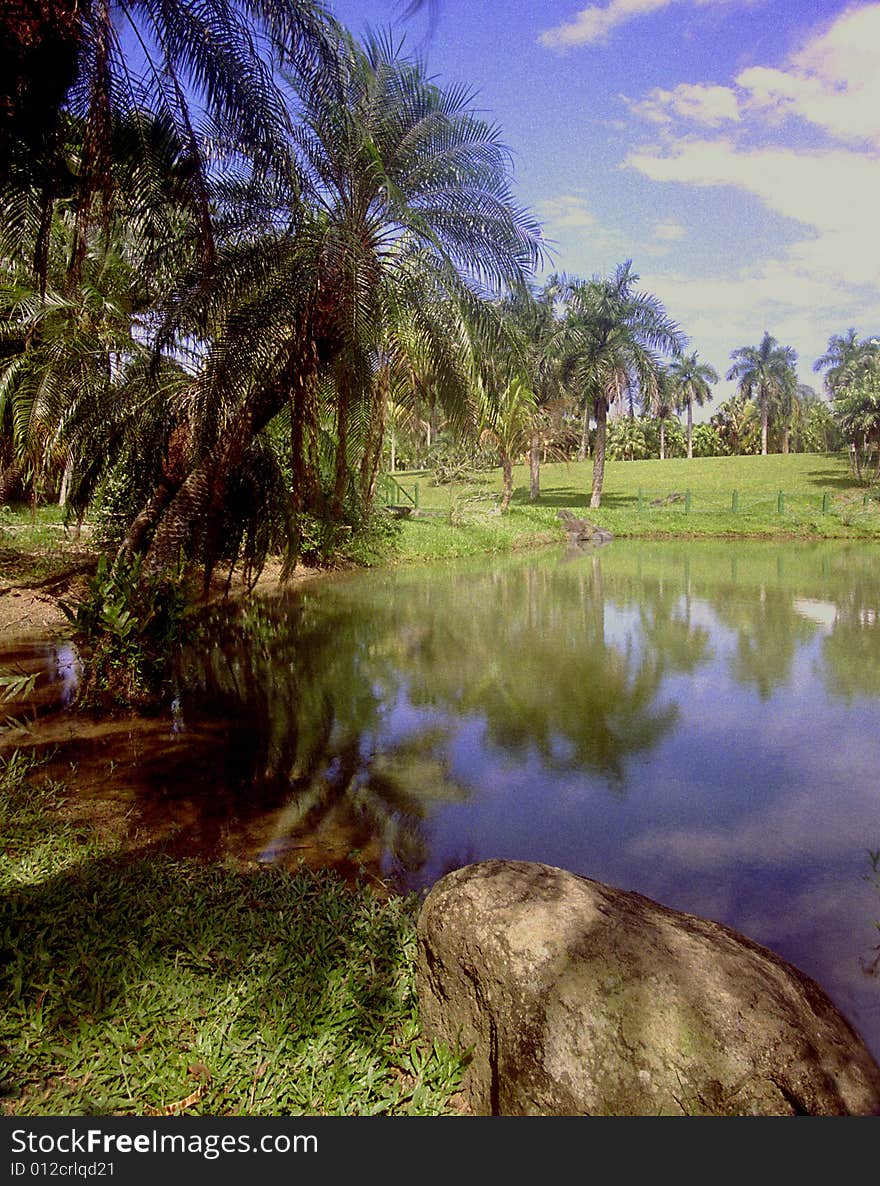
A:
[171,554,701,873]
[176,600,465,881]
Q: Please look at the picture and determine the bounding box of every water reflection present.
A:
[3,538,880,1059]
[173,539,880,1059]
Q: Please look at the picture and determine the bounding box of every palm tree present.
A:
[478,375,537,512]
[669,351,718,459]
[491,285,569,501]
[1,1,336,287]
[0,109,196,514]
[710,392,759,456]
[726,331,798,456]
[813,329,876,397]
[651,365,678,461]
[130,30,544,581]
[551,263,684,508]
[832,352,880,481]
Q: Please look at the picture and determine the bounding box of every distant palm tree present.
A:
[552,263,684,507]
[669,351,718,459]
[813,329,875,397]
[651,365,678,460]
[831,350,880,481]
[726,332,797,456]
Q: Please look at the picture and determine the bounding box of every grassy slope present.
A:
[386,452,880,562]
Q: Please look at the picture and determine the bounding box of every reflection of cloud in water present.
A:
[627,768,879,869]
[49,644,81,707]
[793,598,839,631]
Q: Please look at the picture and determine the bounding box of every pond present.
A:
[4,538,880,1062]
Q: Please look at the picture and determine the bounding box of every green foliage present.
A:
[0,669,39,735]
[692,422,725,457]
[425,435,494,485]
[607,417,650,461]
[61,554,190,706]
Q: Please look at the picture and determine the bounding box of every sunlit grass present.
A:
[385,452,880,561]
[0,503,94,586]
[0,754,466,1116]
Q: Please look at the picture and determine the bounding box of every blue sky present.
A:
[328,0,880,406]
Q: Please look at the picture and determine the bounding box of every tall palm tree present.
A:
[551,263,684,508]
[1,0,336,286]
[726,331,797,456]
[131,30,544,580]
[651,364,678,461]
[813,329,876,397]
[669,350,718,460]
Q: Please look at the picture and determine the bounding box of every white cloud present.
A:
[626,140,880,288]
[538,0,730,49]
[534,193,598,230]
[619,7,880,368]
[737,6,880,146]
[644,217,687,257]
[620,6,880,143]
[653,218,685,242]
[627,82,740,127]
[534,193,631,267]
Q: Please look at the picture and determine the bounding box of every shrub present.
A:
[61,553,190,706]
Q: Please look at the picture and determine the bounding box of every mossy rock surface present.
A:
[416,860,880,1116]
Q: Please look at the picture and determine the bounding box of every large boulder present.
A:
[416,860,880,1116]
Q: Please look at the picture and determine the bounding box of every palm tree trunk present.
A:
[687,397,694,460]
[578,400,590,461]
[659,418,666,461]
[500,454,513,512]
[0,458,24,503]
[761,392,768,455]
[58,455,74,506]
[529,429,541,500]
[590,398,607,509]
[359,371,387,512]
[332,385,350,522]
[116,480,176,566]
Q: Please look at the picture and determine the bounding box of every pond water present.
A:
[4,538,880,1061]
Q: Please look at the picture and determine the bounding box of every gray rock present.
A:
[557,509,613,546]
[416,860,880,1116]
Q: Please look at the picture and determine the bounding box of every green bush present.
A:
[61,553,190,706]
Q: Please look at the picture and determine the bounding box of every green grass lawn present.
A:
[385,452,880,562]
[3,453,879,581]
[0,753,466,1116]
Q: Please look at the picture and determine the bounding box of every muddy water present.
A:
[3,539,880,1060]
